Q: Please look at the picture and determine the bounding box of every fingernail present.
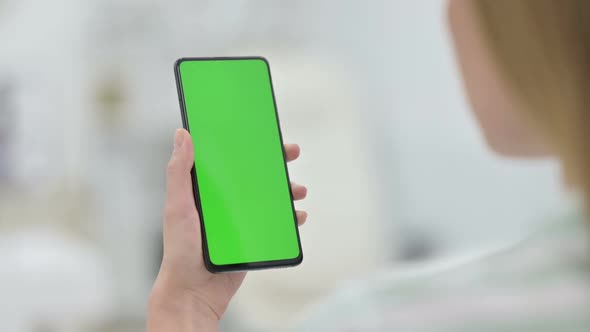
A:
[173,129,183,152]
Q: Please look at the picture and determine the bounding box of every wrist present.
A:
[148,281,219,332]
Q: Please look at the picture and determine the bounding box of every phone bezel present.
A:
[173,56,303,273]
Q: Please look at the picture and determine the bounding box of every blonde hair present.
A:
[473,0,590,207]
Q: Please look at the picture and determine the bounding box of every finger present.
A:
[284,144,300,162]
[296,211,308,226]
[165,129,198,221]
[291,182,307,200]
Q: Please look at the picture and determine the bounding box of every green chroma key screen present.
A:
[175,57,302,270]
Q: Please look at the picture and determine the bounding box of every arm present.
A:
[148,282,218,332]
[147,128,307,332]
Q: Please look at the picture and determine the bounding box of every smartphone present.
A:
[174,57,303,272]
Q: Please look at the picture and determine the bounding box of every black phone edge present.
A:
[173,56,304,273]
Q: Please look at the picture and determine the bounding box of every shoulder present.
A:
[293,213,590,332]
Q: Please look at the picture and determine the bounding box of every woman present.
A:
[148,0,590,330]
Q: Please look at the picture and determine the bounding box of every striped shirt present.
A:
[293,208,590,331]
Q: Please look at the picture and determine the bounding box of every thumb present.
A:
[165,129,197,220]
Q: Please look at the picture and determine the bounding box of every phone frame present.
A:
[173,56,303,273]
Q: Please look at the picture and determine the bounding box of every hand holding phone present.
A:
[148,57,308,330]
[149,129,307,330]
[174,57,304,272]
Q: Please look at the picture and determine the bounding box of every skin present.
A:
[448,0,549,157]
[148,1,551,331]
[148,129,307,332]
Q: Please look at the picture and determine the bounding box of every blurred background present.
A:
[0,0,568,331]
